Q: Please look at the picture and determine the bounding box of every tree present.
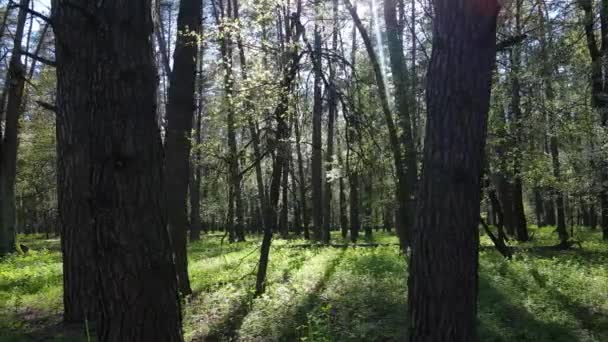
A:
[407,0,500,340]
[0,0,28,256]
[384,0,417,246]
[164,0,202,296]
[311,0,324,242]
[578,0,608,240]
[52,0,183,339]
[345,0,411,249]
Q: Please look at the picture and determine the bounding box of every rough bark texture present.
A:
[407,1,499,340]
[52,1,183,340]
[165,0,202,295]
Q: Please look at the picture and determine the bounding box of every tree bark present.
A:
[384,0,417,247]
[508,2,529,242]
[295,116,310,239]
[311,0,324,241]
[538,0,567,244]
[579,0,608,240]
[407,1,500,340]
[322,0,339,244]
[52,0,184,339]
[0,0,28,256]
[165,0,201,295]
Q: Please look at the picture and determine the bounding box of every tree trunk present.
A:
[579,0,608,240]
[533,187,544,226]
[0,0,28,256]
[189,39,205,242]
[538,1,567,244]
[407,1,499,340]
[311,2,324,241]
[384,0,417,247]
[255,6,303,295]
[295,117,310,239]
[345,0,409,249]
[52,1,183,339]
[165,0,201,295]
[507,3,529,242]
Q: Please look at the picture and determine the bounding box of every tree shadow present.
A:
[277,249,346,340]
[478,274,582,342]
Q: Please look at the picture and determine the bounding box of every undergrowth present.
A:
[0,227,606,341]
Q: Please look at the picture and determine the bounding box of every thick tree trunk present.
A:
[52,0,183,339]
[407,1,499,340]
[165,0,201,295]
[0,0,28,256]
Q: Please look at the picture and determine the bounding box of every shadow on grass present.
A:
[478,274,581,342]
[0,316,88,342]
[282,249,406,341]
[278,249,346,340]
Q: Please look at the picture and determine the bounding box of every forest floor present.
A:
[0,227,607,342]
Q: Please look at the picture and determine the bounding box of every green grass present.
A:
[1,228,607,341]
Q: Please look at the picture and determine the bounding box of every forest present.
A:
[0,0,607,341]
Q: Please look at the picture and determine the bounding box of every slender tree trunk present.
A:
[291,158,302,236]
[579,0,608,240]
[311,1,324,241]
[507,0,529,242]
[255,6,303,294]
[407,1,499,340]
[533,187,544,226]
[165,0,201,295]
[337,140,349,239]
[538,0,567,244]
[295,117,309,239]
[189,48,204,241]
[234,0,268,235]
[384,0,417,247]
[280,153,289,237]
[52,1,183,339]
[345,0,409,249]
[0,0,28,256]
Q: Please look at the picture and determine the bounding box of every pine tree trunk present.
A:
[165,0,201,295]
[407,1,499,340]
[0,0,28,256]
[52,1,183,339]
[311,6,324,241]
[384,0,417,247]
